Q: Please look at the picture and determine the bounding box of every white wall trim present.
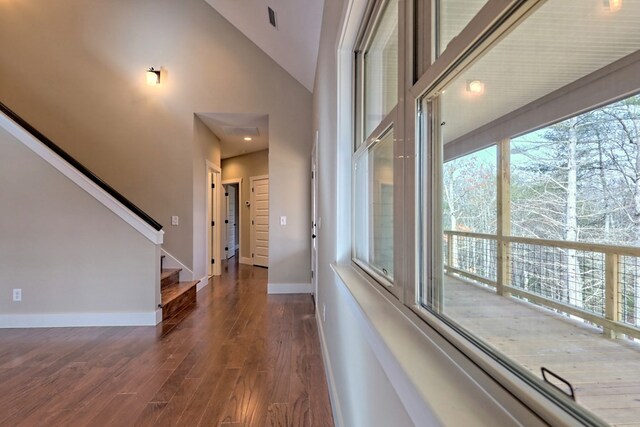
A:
[206,160,223,277]
[161,248,194,281]
[0,311,159,328]
[196,276,209,292]
[0,111,164,245]
[315,311,346,427]
[240,256,254,265]
[267,282,313,294]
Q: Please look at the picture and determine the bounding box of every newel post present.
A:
[496,138,511,296]
[604,252,620,338]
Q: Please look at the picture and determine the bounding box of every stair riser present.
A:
[162,287,196,320]
[161,271,180,289]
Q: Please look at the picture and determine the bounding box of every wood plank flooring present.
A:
[444,275,640,426]
[0,259,334,427]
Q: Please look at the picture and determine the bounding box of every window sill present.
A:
[331,263,586,426]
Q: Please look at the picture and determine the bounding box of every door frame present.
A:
[311,131,319,300]
[222,178,242,261]
[206,161,222,277]
[250,174,269,268]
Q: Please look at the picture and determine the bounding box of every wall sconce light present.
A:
[604,0,622,12]
[146,67,161,85]
[244,137,252,141]
[466,79,485,95]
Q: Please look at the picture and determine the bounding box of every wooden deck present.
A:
[444,274,640,426]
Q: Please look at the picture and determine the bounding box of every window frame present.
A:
[351,0,625,424]
[412,0,640,425]
[352,0,405,299]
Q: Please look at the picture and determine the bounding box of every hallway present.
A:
[0,259,334,426]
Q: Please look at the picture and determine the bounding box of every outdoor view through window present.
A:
[424,0,640,423]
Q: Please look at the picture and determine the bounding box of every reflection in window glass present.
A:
[355,129,394,280]
[364,0,398,138]
[438,0,488,55]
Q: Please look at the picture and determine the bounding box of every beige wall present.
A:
[312,0,414,424]
[193,116,221,279]
[222,150,269,261]
[0,126,158,317]
[0,0,312,285]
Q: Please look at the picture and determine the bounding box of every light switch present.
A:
[280,216,287,225]
[171,216,179,226]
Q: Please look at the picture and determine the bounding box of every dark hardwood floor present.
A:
[0,257,334,426]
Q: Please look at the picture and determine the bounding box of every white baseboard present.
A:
[161,248,194,281]
[267,282,313,294]
[316,312,345,427]
[196,276,209,292]
[155,308,163,325]
[0,311,159,328]
[239,256,253,265]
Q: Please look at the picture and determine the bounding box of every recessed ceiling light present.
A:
[466,80,485,94]
[244,137,252,141]
[604,0,622,12]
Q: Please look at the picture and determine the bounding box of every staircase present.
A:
[160,268,199,320]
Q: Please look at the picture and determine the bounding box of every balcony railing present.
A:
[443,230,640,340]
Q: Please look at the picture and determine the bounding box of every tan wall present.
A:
[222,150,269,261]
[311,0,414,424]
[0,0,312,285]
[193,116,221,278]
[0,126,158,316]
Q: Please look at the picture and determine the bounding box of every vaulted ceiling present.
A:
[204,0,324,92]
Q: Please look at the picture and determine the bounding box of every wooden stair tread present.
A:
[161,268,181,281]
[161,280,199,305]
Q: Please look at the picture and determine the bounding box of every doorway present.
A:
[223,182,240,260]
[311,131,319,299]
[207,162,222,277]
[250,175,269,268]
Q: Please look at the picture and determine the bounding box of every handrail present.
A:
[0,101,162,231]
[444,230,640,257]
[443,229,640,340]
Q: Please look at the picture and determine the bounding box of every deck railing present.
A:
[444,230,640,340]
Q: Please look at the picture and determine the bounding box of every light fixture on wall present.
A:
[604,0,622,12]
[244,137,252,141]
[146,67,161,85]
[466,79,485,95]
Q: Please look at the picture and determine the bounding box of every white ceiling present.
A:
[442,0,640,144]
[204,0,324,91]
[197,113,269,159]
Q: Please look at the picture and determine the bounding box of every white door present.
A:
[251,176,269,268]
[225,185,237,259]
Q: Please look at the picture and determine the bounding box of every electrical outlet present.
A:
[171,216,179,226]
[13,289,22,302]
[322,304,326,322]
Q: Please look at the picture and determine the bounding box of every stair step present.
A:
[161,280,199,320]
[161,268,181,289]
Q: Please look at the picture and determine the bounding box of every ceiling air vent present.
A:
[268,7,277,29]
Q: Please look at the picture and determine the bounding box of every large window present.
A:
[352,0,640,423]
[354,128,394,280]
[353,0,398,290]
[419,0,640,424]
